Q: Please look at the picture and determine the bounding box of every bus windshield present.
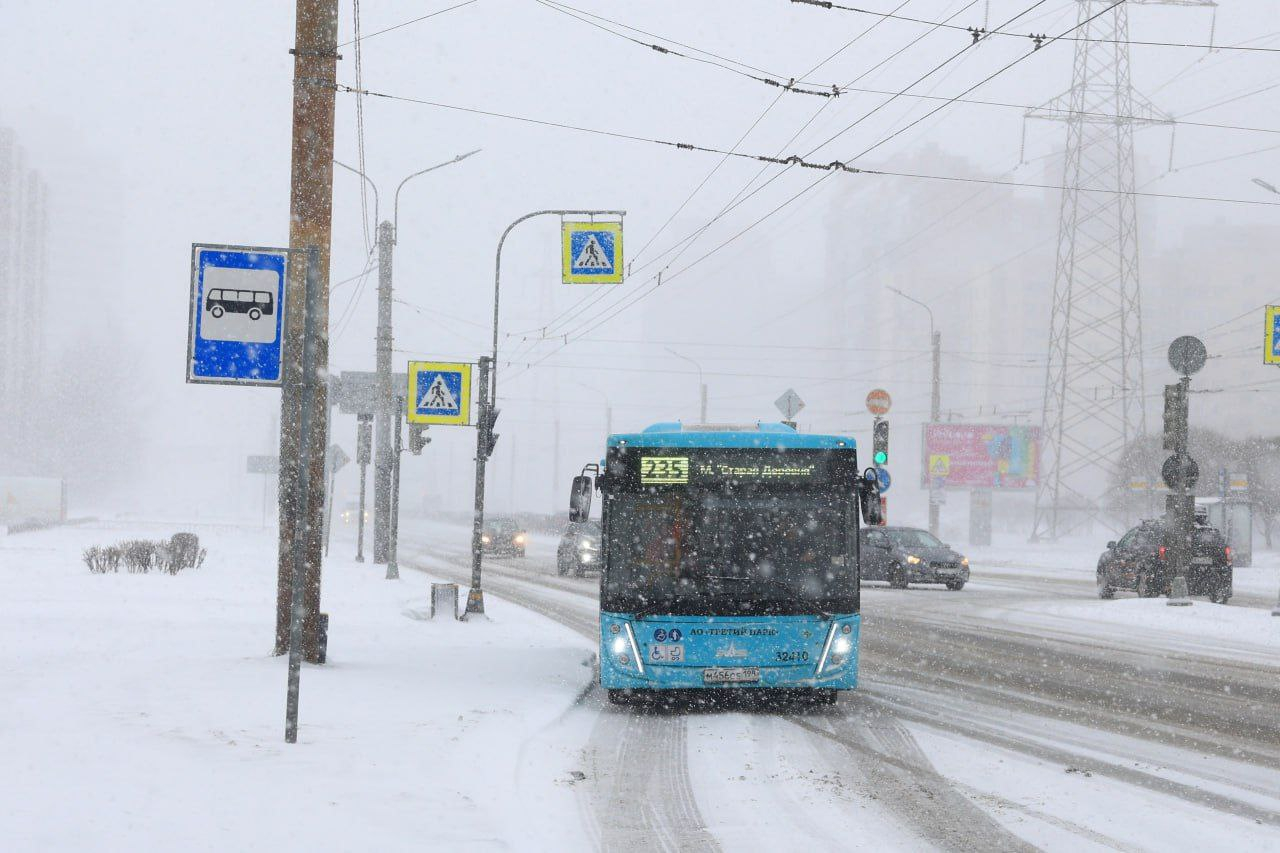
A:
[603,491,855,616]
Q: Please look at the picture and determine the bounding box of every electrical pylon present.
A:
[1029,0,1215,541]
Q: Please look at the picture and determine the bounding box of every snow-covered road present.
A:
[401,519,1280,852]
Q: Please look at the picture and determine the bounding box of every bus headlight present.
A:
[607,623,645,675]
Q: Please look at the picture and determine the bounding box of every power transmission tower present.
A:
[1028,0,1213,541]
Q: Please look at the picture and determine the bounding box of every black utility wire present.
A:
[791,0,1280,54]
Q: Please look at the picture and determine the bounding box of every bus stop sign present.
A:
[187,243,290,386]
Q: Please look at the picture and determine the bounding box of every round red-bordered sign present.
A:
[866,388,892,415]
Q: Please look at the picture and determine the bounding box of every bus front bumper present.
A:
[599,612,860,691]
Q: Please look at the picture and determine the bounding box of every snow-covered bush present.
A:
[83,545,123,573]
[85,536,205,575]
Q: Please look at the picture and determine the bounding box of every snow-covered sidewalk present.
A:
[1,521,595,851]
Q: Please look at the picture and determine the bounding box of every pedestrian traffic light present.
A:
[1162,383,1187,451]
[408,423,431,455]
[873,419,889,465]
[481,409,501,459]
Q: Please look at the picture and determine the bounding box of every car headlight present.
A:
[906,555,922,565]
[482,535,491,544]
[579,552,594,562]
[961,556,969,566]
[514,534,527,544]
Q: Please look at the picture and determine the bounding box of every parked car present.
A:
[557,520,601,576]
[481,519,527,557]
[860,526,969,590]
[1096,519,1232,602]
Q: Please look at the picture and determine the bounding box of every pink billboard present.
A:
[921,424,1041,490]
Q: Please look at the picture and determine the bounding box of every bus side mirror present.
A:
[569,476,594,522]
[859,469,883,526]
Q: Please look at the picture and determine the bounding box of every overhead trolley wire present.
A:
[337,0,479,48]
[789,0,1280,54]
[533,0,843,97]
[514,0,951,348]
[499,0,1275,383]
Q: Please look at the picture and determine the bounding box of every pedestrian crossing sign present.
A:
[562,221,623,284]
[1265,305,1280,366]
[407,360,472,425]
[928,454,951,477]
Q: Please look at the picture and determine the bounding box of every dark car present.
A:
[481,519,526,557]
[1097,519,1232,602]
[556,520,601,577]
[860,526,969,590]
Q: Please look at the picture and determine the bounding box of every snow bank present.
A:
[1006,597,1280,664]
[1,521,595,851]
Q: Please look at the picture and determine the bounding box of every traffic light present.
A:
[408,423,431,455]
[480,408,501,459]
[872,419,889,466]
[1162,383,1187,451]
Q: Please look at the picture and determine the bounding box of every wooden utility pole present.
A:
[275,0,339,661]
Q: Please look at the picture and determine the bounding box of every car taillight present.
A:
[1224,546,1232,562]
[1158,546,1167,560]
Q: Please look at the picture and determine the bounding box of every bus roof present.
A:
[606,421,856,450]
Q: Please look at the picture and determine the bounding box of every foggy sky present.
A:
[2,0,1277,530]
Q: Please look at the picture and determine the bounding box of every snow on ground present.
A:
[906,723,1280,852]
[992,597,1280,665]
[1,521,595,852]
[685,713,922,850]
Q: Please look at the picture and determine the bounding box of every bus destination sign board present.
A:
[618,448,855,490]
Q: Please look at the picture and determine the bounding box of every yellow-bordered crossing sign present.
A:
[562,221,623,284]
[1265,305,1280,366]
[407,361,473,425]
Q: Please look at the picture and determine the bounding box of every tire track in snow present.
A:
[787,702,1038,852]
[400,547,720,853]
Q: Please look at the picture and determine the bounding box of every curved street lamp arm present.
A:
[491,209,626,404]
[393,148,482,236]
[333,159,380,241]
[664,347,705,385]
[887,285,935,339]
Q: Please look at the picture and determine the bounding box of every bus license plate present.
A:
[649,644,684,663]
[703,667,760,684]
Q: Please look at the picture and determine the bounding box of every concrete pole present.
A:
[275,0,338,661]
[929,330,942,537]
[467,357,493,616]
[373,219,394,563]
[606,402,613,437]
[552,416,561,513]
[700,383,708,423]
[388,395,403,580]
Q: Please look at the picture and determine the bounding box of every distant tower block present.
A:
[1029,0,1213,541]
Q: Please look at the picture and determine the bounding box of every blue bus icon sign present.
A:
[187,244,290,386]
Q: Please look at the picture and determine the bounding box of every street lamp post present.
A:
[465,209,625,617]
[579,382,613,436]
[666,348,708,422]
[333,151,479,576]
[889,286,942,536]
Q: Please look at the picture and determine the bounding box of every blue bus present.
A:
[568,421,883,705]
